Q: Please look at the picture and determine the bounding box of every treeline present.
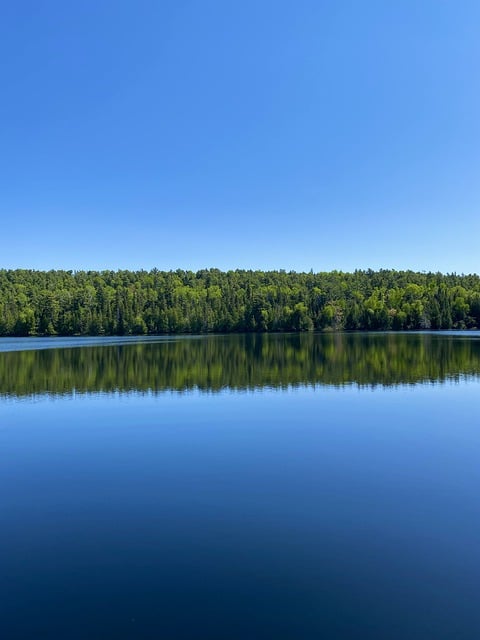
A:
[1,268,480,336]
[2,333,479,397]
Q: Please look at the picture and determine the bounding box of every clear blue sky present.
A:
[1,1,479,273]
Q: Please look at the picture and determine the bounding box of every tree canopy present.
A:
[0,268,480,336]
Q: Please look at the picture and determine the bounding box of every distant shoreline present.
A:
[1,268,479,336]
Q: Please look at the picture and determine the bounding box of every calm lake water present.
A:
[1,332,480,639]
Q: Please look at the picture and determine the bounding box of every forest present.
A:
[1,268,480,336]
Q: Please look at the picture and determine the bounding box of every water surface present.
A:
[1,333,480,638]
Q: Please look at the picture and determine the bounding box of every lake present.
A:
[1,332,480,639]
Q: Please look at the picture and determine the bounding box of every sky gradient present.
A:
[1,1,479,273]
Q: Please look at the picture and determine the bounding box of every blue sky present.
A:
[1,1,479,273]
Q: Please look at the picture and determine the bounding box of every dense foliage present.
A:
[1,268,480,335]
[2,333,479,397]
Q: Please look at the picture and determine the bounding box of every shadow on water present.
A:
[1,332,480,398]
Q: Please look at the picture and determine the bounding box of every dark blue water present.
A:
[1,333,480,638]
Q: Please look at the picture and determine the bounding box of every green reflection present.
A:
[1,333,480,398]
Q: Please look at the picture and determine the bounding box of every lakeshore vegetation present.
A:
[1,268,480,336]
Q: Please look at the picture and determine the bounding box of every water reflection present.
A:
[1,332,480,398]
